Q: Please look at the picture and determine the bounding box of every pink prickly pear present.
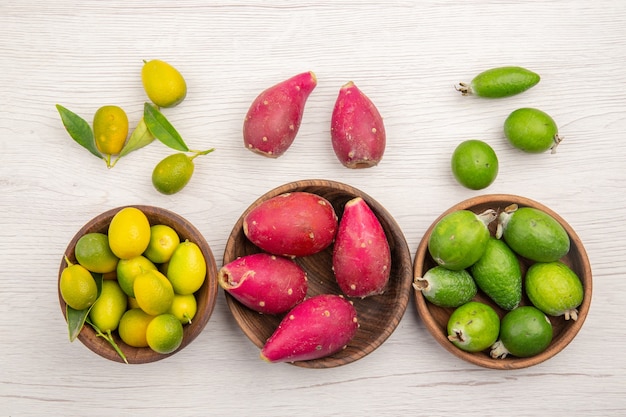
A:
[218,253,308,315]
[243,71,317,158]
[333,197,391,298]
[330,81,386,168]
[243,191,338,257]
[260,294,359,363]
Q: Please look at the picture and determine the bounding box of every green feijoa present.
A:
[490,306,553,359]
[447,301,500,353]
[497,205,570,262]
[428,209,497,271]
[470,237,522,310]
[456,66,540,98]
[413,266,477,308]
[504,108,563,154]
[525,261,583,320]
[451,139,499,190]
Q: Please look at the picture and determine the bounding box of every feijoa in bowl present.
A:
[413,194,592,370]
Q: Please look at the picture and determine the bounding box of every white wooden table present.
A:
[2,1,625,415]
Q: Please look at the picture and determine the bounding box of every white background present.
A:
[2,1,625,416]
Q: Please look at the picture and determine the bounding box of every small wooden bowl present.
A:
[58,205,218,364]
[223,179,413,368]
[413,194,592,370]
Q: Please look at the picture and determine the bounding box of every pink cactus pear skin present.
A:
[330,81,386,169]
[243,71,317,158]
[243,192,338,257]
[260,294,359,363]
[218,253,308,315]
[333,197,391,298]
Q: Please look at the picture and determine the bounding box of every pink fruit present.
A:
[330,81,386,168]
[333,197,391,297]
[243,192,338,257]
[260,294,359,363]
[218,253,308,315]
[243,71,317,158]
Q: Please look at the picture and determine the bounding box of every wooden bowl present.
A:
[223,179,413,368]
[58,205,218,364]
[413,194,592,370]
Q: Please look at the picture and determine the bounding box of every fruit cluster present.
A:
[414,204,584,359]
[60,207,207,362]
[56,59,213,193]
[451,66,562,190]
[218,191,391,363]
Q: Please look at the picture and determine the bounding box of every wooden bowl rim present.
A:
[223,179,414,368]
[58,205,219,364]
[413,194,592,370]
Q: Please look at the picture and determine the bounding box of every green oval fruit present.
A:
[152,153,194,195]
[504,107,562,153]
[491,306,553,358]
[414,266,477,308]
[89,280,127,332]
[456,66,540,98]
[470,237,522,310]
[451,139,499,190]
[525,261,583,320]
[59,264,98,311]
[428,209,497,271]
[497,205,570,262]
[447,301,500,352]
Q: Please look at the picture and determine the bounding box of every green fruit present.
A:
[74,232,119,274]
[491,306,553,358]
[451,140,499,190]
[447,301,500,352]
[414,266,477,308]
[470,237,522,310]
[497,205,570,263]
[60,263,98,311]
[504,108,562,153]
[152,149,213,195]
[525,261,583,320]
[428,209,496,271]
[456,66,540,98]
[146,313,184,354]
[152,153,194,195]
[89,280,127,332]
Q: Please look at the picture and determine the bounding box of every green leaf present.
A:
[56,104,103,159]
[115,117,155,161]
[143,102,189,152]
[66,273,103,342]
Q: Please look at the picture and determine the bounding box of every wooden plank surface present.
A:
[1,0,625,415]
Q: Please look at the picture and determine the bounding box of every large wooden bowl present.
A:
[223,179,413,368]
[58,205,218,364]
[413,194,592,370]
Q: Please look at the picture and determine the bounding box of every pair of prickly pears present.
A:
[243,72,386,169]
[218,191,391,363]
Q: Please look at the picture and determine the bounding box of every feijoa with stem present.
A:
[428,209,497,271]
[413,266,477,308]
[152,148,214,195]
[490,306,553,359]
[456,66,540,98]
[447,301,500,353]
[504,107,563,154]
[497,204,570,263]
